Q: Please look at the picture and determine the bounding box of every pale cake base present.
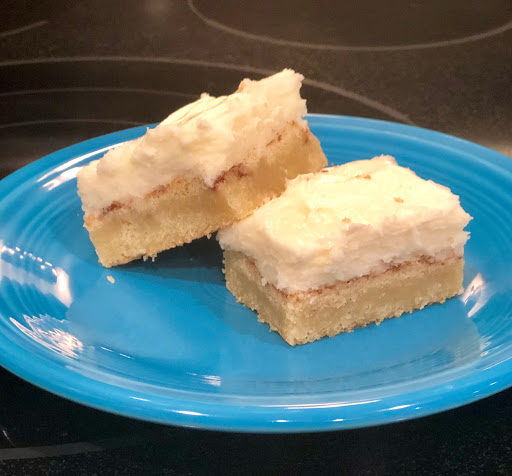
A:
[83,122,327,267]
[223,250,464,346]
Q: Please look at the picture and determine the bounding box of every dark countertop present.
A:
[1,1,511,474]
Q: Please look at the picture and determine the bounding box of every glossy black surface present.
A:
[1,0,511,473]
[192,0,512,47]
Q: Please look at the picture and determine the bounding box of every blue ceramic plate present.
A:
[0,115,511,433]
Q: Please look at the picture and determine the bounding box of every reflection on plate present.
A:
[0,115,511,432]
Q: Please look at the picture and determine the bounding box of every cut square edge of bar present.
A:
[223,250,464,346]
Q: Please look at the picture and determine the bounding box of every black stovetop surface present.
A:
[1,1,511,474]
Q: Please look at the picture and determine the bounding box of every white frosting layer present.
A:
[218,156,472,293]
[77,69,307,214]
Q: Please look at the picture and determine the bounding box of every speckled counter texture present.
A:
[0,1,511,474]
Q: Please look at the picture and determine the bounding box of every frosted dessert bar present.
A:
[77,69,327,267]
[218,156,472,346]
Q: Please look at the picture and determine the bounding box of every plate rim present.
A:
[1,114,511,433]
